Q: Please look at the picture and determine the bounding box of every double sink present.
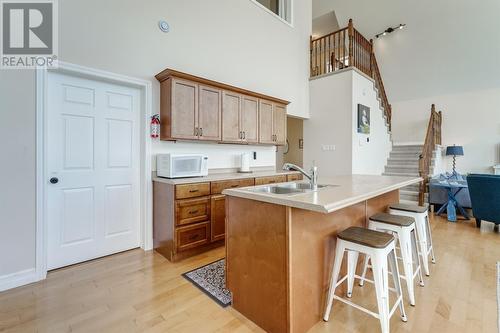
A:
[248,182,333,195]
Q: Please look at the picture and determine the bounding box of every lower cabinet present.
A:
[176,222,210,252]
[153,173,299,262]
[255,175,287,186]
[210,194,226,242]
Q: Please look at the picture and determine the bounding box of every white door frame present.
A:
[36,62,153,280]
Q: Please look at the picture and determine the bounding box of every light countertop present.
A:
[152,170,301,185]
[223,175,422,214]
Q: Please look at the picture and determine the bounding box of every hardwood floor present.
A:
[1,215,498,333]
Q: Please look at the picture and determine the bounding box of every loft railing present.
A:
[418,104,442,205]
[310,19,392,129]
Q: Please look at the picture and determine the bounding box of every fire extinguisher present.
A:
[150,115,160,138]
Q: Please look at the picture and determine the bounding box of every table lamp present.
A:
[446,145,464,175]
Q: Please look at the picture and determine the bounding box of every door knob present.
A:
[49,177,59,184]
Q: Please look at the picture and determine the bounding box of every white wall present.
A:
[153,142,276,171]
[320,0,500,102]
[0,0,311,286]
[0,70,36,277]
[351,71,392,174]
[305,70,353,178]
[305,69,392,178]
[392,88,500,174]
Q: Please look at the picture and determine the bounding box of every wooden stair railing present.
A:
[418,104,442,205]
[310,19,392,130]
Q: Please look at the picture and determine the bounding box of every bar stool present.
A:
[323,227,407,333]
[359,213,425,306]
[389,203,436,276]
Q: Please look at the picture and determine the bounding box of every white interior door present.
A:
[46,72,141,270]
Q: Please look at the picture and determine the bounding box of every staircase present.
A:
[310,19,392,130]
[383,144,441,204]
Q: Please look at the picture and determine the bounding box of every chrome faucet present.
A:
[282,163,318,190]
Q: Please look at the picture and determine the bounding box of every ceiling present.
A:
[312,0,500,102]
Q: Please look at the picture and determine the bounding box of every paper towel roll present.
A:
[240,153,251,172]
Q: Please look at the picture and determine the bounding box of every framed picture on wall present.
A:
[357,104,370,134]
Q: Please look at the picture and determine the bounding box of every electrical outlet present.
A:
[321,144,336,151]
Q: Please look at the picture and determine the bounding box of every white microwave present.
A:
[156,154,209,179]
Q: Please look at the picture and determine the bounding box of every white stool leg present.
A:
[388,248,407,322]
[399,228,416,306]
[346,250,359,298]
[415,215,430,276]
[425,213,436,264]
[359,254,370,287]
[372,251,390,333]
[323,240,345,321]
[411,229,425,287]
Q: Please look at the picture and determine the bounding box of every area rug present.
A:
[182,259,232,307]
[497,262,500,333]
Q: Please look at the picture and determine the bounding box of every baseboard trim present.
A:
[0,268,38,292]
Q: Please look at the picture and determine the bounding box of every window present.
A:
[252,0,292,25]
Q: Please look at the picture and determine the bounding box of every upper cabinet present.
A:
[273,104,287,145]
[168,78,198,140]
[156,69,289,146]
[259,100,274,144]
[198,85,222,141]
[222,91,242,142]
[258,100,287,145]
[241,95,259,144]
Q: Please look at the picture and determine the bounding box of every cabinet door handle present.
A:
[231,184,239,188]
[243,131,246,139]
[239,131,242,139]
[199,128,203,136]
[188,234,199,241]
[189,189,199,193]
[188,210,199,215]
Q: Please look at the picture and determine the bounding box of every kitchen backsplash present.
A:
[152,140,276,171]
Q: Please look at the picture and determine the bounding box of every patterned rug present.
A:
[182,259,232,307]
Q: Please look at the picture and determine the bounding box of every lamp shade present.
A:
[446,145,464,156]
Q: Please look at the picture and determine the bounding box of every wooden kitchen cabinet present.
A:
[175,197,210,227]
[259,100,287,145]
[198,85,222,141]
[176,222,210,252]
[153,172,300,262]
[168,78,198,140]
[222,90,242,142]
[210,194,226,242]
[241,95,259,143]
[259,100,275,144]
[287,173,304,182]
[222,92,259,144]
[210,178,255,194]
[175,182,210,199]
[156,68,289,145]
[254,175,287,185]
[273,104,287,145]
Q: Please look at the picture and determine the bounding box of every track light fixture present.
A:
[375,23,406,38]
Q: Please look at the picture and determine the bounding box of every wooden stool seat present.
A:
[389,203,427,214]
[370,213,415,227]
[338,227,394,249]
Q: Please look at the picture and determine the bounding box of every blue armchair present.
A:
[466,174,500,228]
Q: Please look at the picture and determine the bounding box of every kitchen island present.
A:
[223,175,421,333]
